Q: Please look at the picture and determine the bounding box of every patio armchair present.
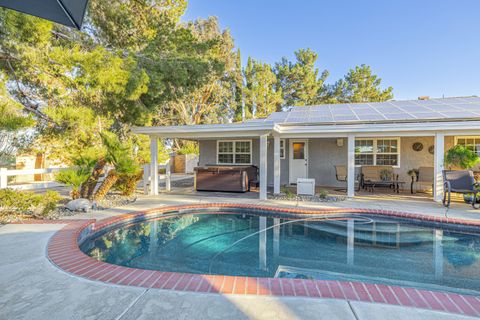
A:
[334,165,360,191]
[410,166,434,194]
[442,170,480,209]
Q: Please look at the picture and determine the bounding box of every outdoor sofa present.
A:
[359,165,402,193]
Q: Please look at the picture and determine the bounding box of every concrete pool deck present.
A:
[1,194,480,319]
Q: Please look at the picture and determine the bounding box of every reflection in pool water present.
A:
[80,213,480,294]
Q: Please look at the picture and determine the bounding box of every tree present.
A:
[233,49,244,122]
[275,48,329,107]
[0,1,232,162]
[0,73,35,159]
[153,17,238,126]
[328,64,393,103]
[243,58,283,118]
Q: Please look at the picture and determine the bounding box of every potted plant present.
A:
[407,168,419,181]
[379,169,393,181]
[444,145,480,203]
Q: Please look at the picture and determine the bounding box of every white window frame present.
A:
[355,137,401,168]
[216,140,252,165]
[280,139,285,159]
[455,136,480,156]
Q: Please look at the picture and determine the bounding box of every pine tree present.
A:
[274,48,329,107]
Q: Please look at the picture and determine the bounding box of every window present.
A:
[217,140,251,164]
[280,139,285,159]
[292,142,306,159]
[455,137,480,156]
[355,138,400,167]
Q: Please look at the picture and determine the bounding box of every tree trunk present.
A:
[81,158,106,199]
[122,170,143,196]
[93,170,118,201]
[71,189,80,200]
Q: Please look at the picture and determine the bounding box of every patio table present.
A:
[363,180,405,194]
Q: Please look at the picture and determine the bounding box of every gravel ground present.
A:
[269,193,345,202]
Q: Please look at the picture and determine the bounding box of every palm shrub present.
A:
[74,147,106,199]
[94,133,141,200]
[445,145,480,169]
[116,169,143,196]
[55,168,91,199]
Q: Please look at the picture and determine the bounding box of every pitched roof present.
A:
[263,96,480,124]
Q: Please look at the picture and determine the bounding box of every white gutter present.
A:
[131,121,276,138]
[276,120,480,137]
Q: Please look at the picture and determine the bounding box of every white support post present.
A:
[347,134,356,198]
[149,136,159,196]
[143,164,150,195]
[259,216,267,270]
[433,132,445,202]
[165,158,171,192]
[434,229,443,280]
[0,168,7,189]
[273,135,281,194]
[347,219,354,266]
[273,218,280,259]
[259,134,268,200]
[149,220,159,257]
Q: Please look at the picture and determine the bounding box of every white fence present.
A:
[0,167,68,190]
[142,161,170,195]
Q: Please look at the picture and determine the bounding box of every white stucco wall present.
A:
[198,135,463,191]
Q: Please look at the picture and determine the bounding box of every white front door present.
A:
[289,139,308,184]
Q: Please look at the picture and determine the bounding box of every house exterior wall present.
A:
[398,136,434,185]
[308,138,347,188]
[198,139,260,166]
[197,135,465,191]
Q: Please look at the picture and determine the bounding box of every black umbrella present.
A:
[0,0,89,29]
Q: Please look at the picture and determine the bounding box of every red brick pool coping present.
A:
[47,203,480,317]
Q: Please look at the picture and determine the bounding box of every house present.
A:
[132,96,480,201]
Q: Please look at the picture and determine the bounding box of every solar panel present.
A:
[357,114,385,121]
[384,113,415,120]
[333,115,358,121]
[267,96,480,124]
[375,107,404,114]
[354,108,381,115]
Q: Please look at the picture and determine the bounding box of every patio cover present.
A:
[0,0,89,29]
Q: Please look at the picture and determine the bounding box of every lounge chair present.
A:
[442,170,480,209]
[334,165,360,191]
[410,166,434,194]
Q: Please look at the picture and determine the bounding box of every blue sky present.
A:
[183,0,480,100]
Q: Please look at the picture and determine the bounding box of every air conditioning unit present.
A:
[297,178,315,196]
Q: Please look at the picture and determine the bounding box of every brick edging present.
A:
[47,203,480,317]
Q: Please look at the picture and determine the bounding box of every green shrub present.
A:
[0,189,61,220]
[445,145,480,169]
[318,189,328,199]
[176,141,199,155]
[36,190,62,217]
[0,189,40,214]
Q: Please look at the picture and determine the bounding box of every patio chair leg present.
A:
[442,189,450,208]
[473,192,480,209]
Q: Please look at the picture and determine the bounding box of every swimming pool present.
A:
[80,209,480,295]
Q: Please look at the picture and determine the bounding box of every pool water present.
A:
[80,212,480,294]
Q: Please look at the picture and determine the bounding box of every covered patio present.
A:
[133,97,480,205]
